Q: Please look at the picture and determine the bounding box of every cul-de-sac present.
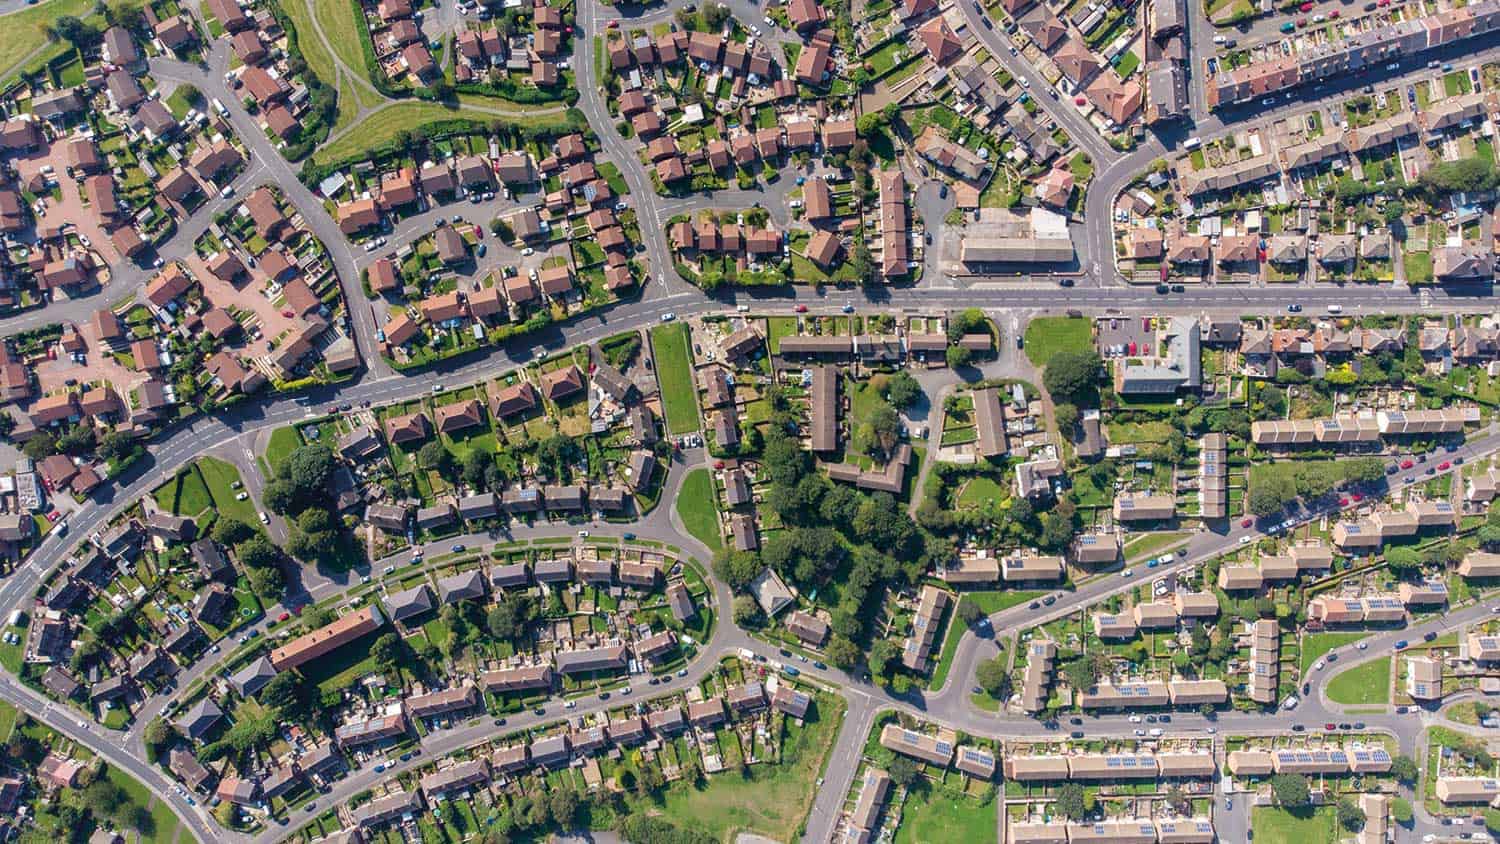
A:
[0,0,1496,841]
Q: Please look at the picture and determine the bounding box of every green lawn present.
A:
[893,783,997,844]
[963,590,1046,617]
[0,0,96,81]
[1121,531,1189,562]
[956,475,1006,508]
[1023,316,1094,368]
[1251,807,1337,844]
[152,467,213,517]
[650,322,701,435]
[675,469,722,552]
[1325,657,1391,705]
[633,693,845,840]
[104,763,182,843]
[1299,632,1371,674]
[198,457,260,525]
[265,425,303,473]
[312,99,572,167]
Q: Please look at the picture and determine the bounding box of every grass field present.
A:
[1326,657,1390,705]
[265,425,303,473]
[675,469,722,552]
[198,457,259,525]
[1251,807,1336,844]
[1121,531,1189,561]
[104,764,181,843]
[1299,632,1370,674]
[313,99,570,166]
[634,693,845,840]
[650,322,700,435]
[153,467,213,517]
[893,783,997,844]
[956,475,1006,508]
[279,0,358,130]
[307,0,366,90]
[0,0,96,81]
[1023,316,1093,368]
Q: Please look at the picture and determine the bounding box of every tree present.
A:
[96,431,137,463]
[731,595,761,628]
[1042,351,1101,402]
[463,449,493,490]
[260,672,314,721]
[713,548,762,590]
[487,594,536,643]
[48,15,100,48]
[957,600,983,628]
[975,656,1010,699]
[1270,773,1310,807]
[236,535,280,569]
[21,432,56,461]
[247,566,283,600]
[549,787,580,826]
[1062,658,1097,693]
[886,755,919,788]
[1336,797,1366,831]
[884,371,921,409]
[211,517,254,546]
[946,345,972,368]
[1390,754,1418,783]
[824,635,861,670]
[281,444,335,503]
[1055,783,1092,821]
[417,441,453,474]
[868,639,900,678]
[142,718,173,759]
[370,633,408,676]
[1053,402,1080,434]
[1248,483,1292,518]
[1391,797,1413,824]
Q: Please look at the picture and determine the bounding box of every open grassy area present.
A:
[1023,316,1093,368]
[313,99,570,166]
[104,764,182,843]
[199,457,260,525]
[650,322,700,435]
[956,476,1006,508]
[1299,632,1371,674]
[675,469,722,552]
[1326,656,1391,705]
[1251,807,1337,844]
[153,467,213,518]
[306,0,366,89]
[265,425,304,474]
[1121,531,1189,562]
[280,0,357,130]
[632,693,845,840]
[893,783,997,844]
[0,0,96,81]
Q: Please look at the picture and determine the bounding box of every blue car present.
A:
[782,666,800,677]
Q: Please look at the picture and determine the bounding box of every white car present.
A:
[1314,660,1325,671]
[521,247,534,256]
[258,511,270,524]
[1238,535,1252,544]
[1356,642,1368,650]
[736,304,750,312]
[661,312,676,322]
[1128,714,1142,723]
[235,492,249,501]
[578,530,589,537]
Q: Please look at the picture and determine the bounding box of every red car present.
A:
[1328,9,1339,16]
[795,304,808,313]
[1299,1,1313,10]
[1296,16,1308,25]
[277,612,290,622]
[606,18,618,28]
[1074,96,1087,106]
[714,461,725,469]
[1339,497,1349,506]
[1400,459,1414,469]
[1241,518,1253,528]
[1438,461,1451,471]
[1324,723,1337,730]
[1352,493,1363,502]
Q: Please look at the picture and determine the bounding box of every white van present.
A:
[1184,136,1202,150]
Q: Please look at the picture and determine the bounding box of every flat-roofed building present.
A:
[1173,591,1219,618]
[271,606,384,671]
[1004,754,1070,781]
[1066,820,1158,844]
[1078,681,1170,709]
[1470,632,1500,662]
[1436,777,1500,804]
[1156,752,1216,778]
[1156,818,1216,844]
[1007,822,1069,843]
[1002,552,1063,582]
[1168,679,1228,705]
[1271,748,1351,774]
[1407,655,1443,700]
[1113,494,1176,521]
[1133,601,1179,629]
[1249,618,1279,704]
[1067,754,1160,779]
[850,768,891,834]
[1072,532,1120,565]
[1093,613,1139,639]
[1460,551,1500,578]
[879,723,955,767]
[1348,745,1391,774]
[1332,520,1381,549]
[1227,749,1274,776]
[900,586,951,673]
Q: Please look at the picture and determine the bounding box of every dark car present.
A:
[1424,631,1438,642]
[939,184,948,199]
[813,661,828,670]
[1354,721,1366,729]
[779,649,792,657]
[1070,730,1085,739]
[1339,722,1352,730]
[493,717,507,726]
[1291,724,1306,731]
[1155,283,1170,294]
[1069,717,1084,725]
[1170,284,1185,292]
[1159,715,1171,722]
[1029,601,1041,609]
[533,707,545,715]
[1042,595,1056,605]
[1059,278,1074,287]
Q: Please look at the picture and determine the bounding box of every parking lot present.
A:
[1095,315,1157,359]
